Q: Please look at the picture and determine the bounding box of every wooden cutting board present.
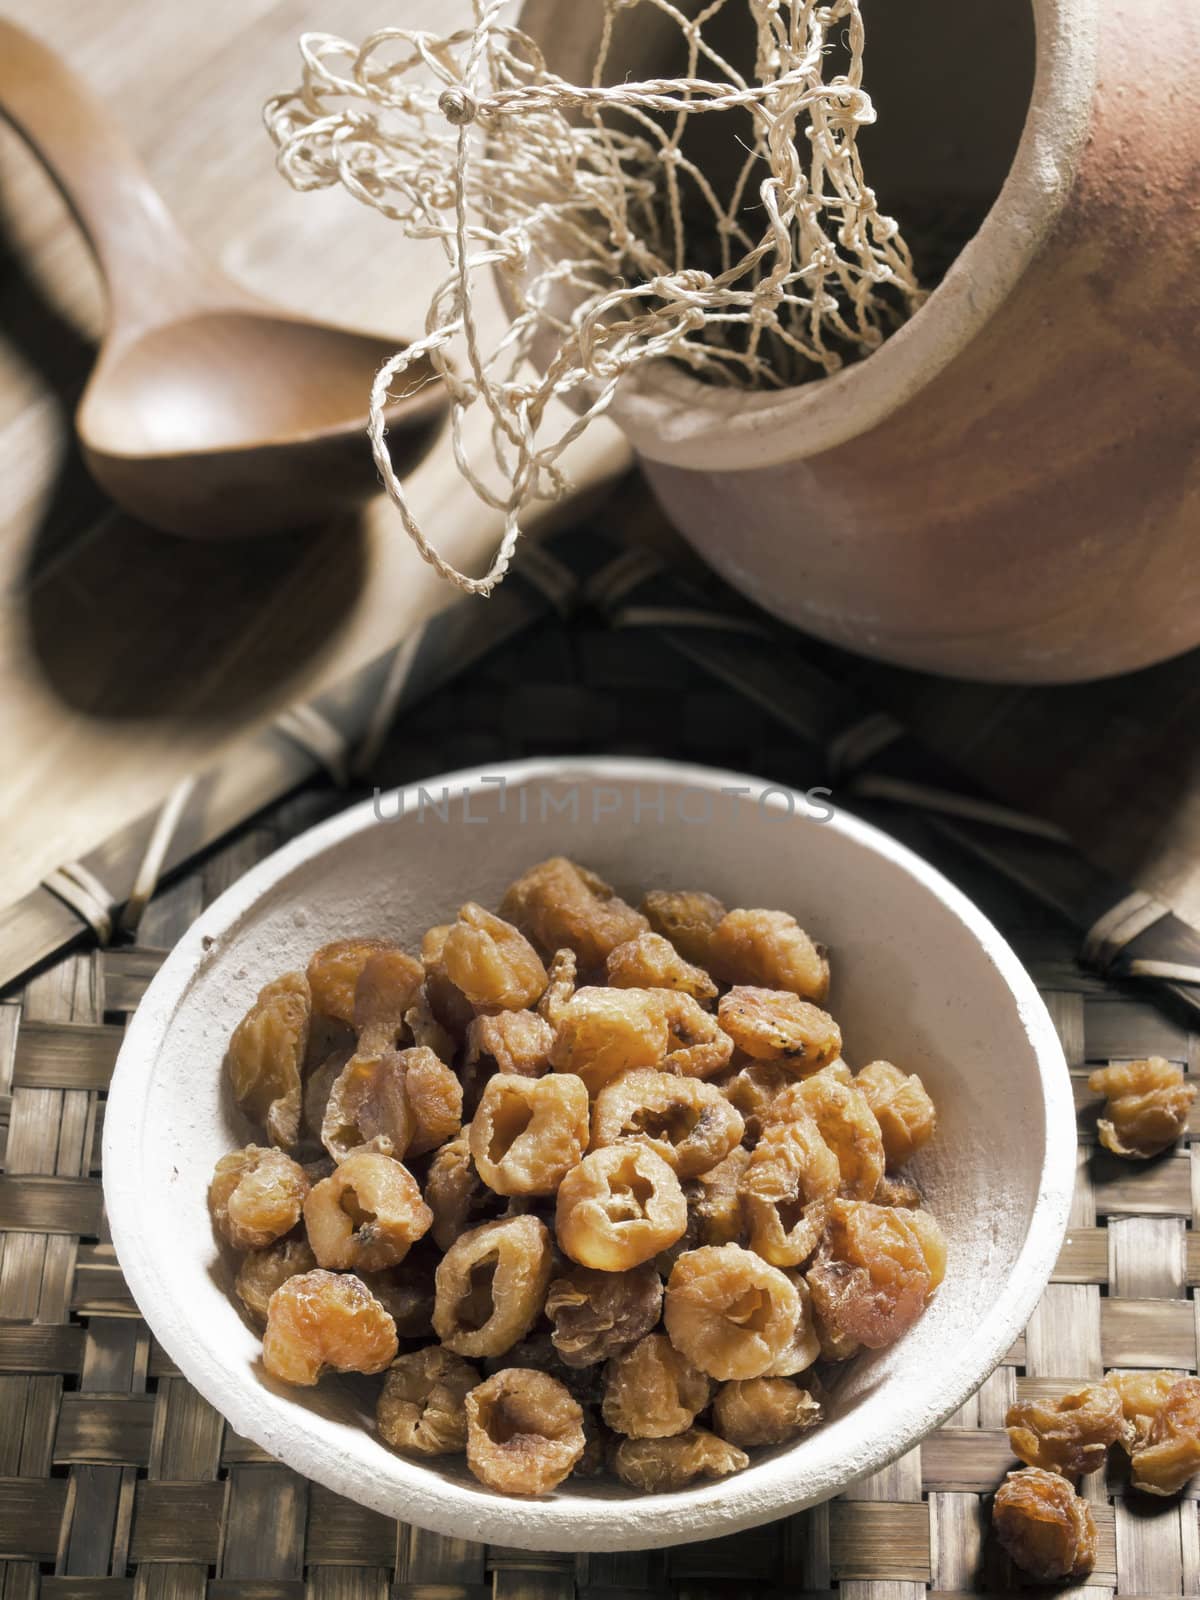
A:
[0,0,629,911]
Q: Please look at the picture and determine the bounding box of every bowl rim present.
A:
[103,754,1076,1550]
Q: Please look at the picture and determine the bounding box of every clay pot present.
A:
[517,0,1200,683]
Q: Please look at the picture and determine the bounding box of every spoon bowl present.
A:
[0,21,447,538]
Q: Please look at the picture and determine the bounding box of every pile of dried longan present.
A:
[209,856,948,1497]
[991,1053,1197,1581]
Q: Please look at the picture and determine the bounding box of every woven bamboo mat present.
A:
[2,611,1197,1599]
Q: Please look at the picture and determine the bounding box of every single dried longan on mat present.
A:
[262,1269,397,1385]
[209,1145,309,1251]
[612,1428,749,1492]
[602,1331,712,1438]
[225,972,310,1149]
[992,1466,1097,1581]
[545,1261,663,1367]
[556,1145,687,1271]
[1089,1056,1195,1159]
[433,1214,554,1357]
[1006,1382,1126,1478]
[470,1071,589,1195]
[1128,1376,1200,1495]
[1105,1368,1179,1449]
[665,1244,801,1381]
[377,1345,478,1456]
[303,1150,431,1272]
[590,1069,744,1178]
[465,1367,585,1494]
[713,1376,821,1448]
[501,857,648,969]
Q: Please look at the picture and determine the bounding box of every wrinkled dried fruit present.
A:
[471,1072,589,1195]
[483,1331,604,1409]
[425,1128,503,1250]
[537,947,577,1028]
[442,902,549,1010]
[690,1146,751,1246]
[557,1145,688,1271]
[1105,1368,1179,1449]
[591,1069,744,1178]
[433,1215,553,1357]
[321,1050,413,1162]
[719,1061,793,1144]
[550,986,670,1095]
[235,1235,317,1325]
[501,857,649,970]
[770,1077,885,1200]
[303,1047,351,1142]
[467,1009,554,1079]
[403,987,456,1062]
[602,1331,712,1438]
[1129,1377,1200,1494]
[420,924,475,1038]
[718,987,841,1069]
[1006,1382,1126,1478]
[377,1345,478,1456]
[742,1117,839,1267]
[661,992,735,1078]
[465,1367,585,1494]
[713,1376,822,1448]
[606,932,717,1004]
[641,889,727,968]
[1089,1056,1195,1159]
[307,939,398,1026]
[806,1198,945,1350]
[855,1060,937,1168]
[262,1269,398,1385]
[709,908,829,1003]
[612,1428,748,1492]
[209,1145,309,1251]
[665,1244,801,1380]
[992,1467,1097,1581]
[226,973,310,1149]
[545,1262,663,1367]
[353,947,425,1052]
[303,1150,432,1272]
[401,1046,464,1156]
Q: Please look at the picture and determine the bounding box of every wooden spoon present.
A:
[0,22,446,538]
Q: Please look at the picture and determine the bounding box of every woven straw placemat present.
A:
[1,609,1196,1599]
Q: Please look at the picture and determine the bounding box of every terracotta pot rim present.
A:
[606,0,1100,473]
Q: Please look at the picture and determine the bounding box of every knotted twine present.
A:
[265,0,924,595]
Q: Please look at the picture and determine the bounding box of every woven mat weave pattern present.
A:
[2,625,1198,1598]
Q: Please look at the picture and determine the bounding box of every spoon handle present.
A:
[0,22,229,326]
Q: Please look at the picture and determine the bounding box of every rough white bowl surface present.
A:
[104,757,1075,1551]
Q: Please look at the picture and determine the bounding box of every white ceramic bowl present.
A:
[104,757,1075,1551]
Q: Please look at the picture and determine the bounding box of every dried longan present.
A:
[262,1269,397,1385]
[718,987,841,1069]
[709,908,829,1003]
[1105,1368,1179,1449]
[806,1198,944,1350]
[420,924,475,1039]
[556,1145,688,1271]
[713,1376,821,1448]
[665,1244,802,1381]
[718,1061,793,1144]
[225,973,310,1150]
[471,1071,589,1196]
[641,889,727,968]
[377,1345,478,1456]
[661,992,735,1079]
[765,1273,821,1376]
[307,939,397,1026]
[321,1050,412,1162]
[433,1215,554,1358]
[1089,1056,1195,1159]
[501,857,648,970]
[465,1367,585,1494]
[545,1262,663,1367]
[303,1150,432,1272]
[855,1060,937,1168]
[442,902,548,1010]
[606,932,717,1004]
[425,1128,503,1251]
[235,1235,317,1325]
[612,1429,748,1492]
[742,1117,839,1267]
[770,1076,885,1200]
[209,1145,309,1252]
[602,1332,712,1438]
[992,1467,1097,1582]
[550,986,670,1095]
[1006,1382,1125,1478]
[690,1146,751,1246]
[590,1069,744,1178]
[353,947,425,1052]
[1129,1377,1200,1495]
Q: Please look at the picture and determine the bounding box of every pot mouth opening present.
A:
[550,0,1097,472]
